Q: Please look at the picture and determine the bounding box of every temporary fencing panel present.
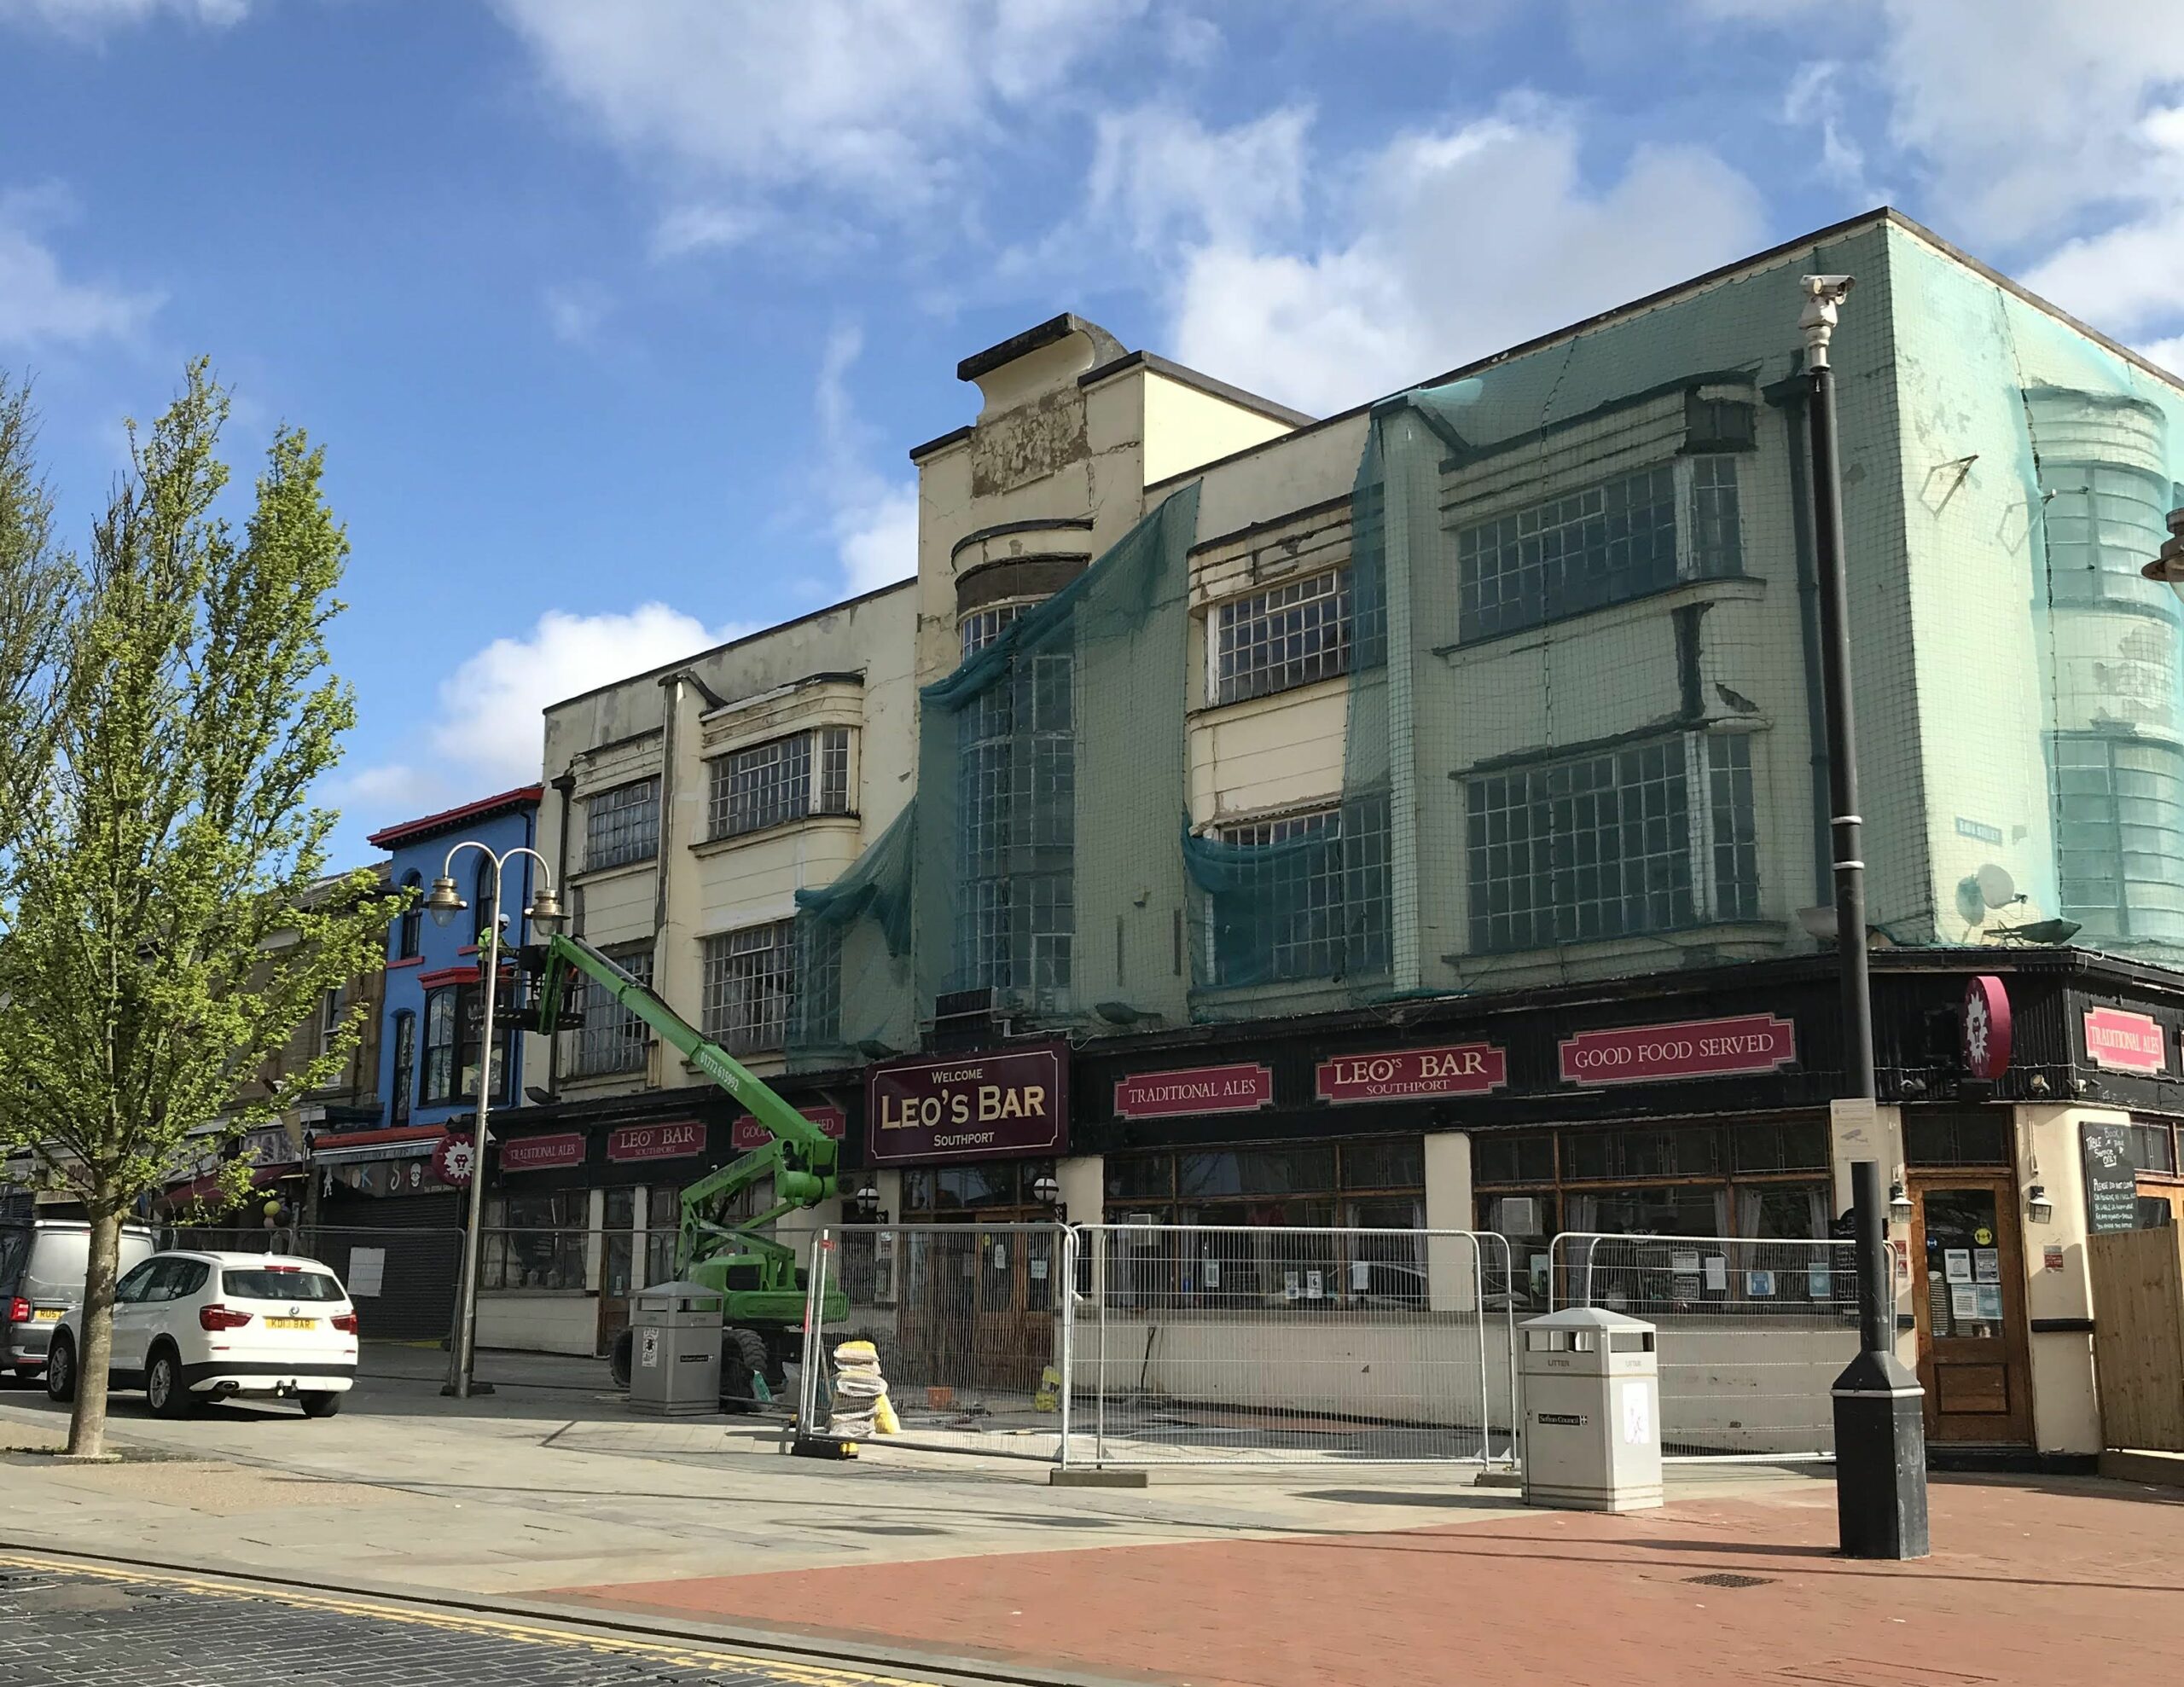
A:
[799,1223,1070,1462]
[1548,1232,1862,1459]
[162,1222,463,1343]
[1069,1224,1514,1468]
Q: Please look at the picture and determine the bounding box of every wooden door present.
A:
[1909,1173,2034,1446]
[973,1226,1058,1394]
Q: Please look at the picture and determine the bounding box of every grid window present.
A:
[712,733,809,838]
[819,727,851,814]
[1456,457,1743,641]
[1688,455,1744,577]
[584,778,659,871]
[1211,568,1351,704]
[571,943,653,1076]
[420,983,508,1106]
[960,602,1028,660]
[702,920,797,1055]
[1707,733,1761,920]
[2054,733,2184,945]
[2041,461,2171,606]
[1466,732,1758,953]
[953,652,1074,1000]
[1211,791,1390,984]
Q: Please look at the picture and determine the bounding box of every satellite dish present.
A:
[1975,863,2018,911]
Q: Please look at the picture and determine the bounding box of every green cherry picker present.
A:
[514,933,847,1402]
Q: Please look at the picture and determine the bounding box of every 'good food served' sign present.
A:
[1558,1014,1796,1087]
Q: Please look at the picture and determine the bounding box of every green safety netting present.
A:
[792,220,2184,1064]
[789,484,1199,1066]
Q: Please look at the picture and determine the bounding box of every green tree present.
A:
[0,376,79,841]
[0,362,386,1456]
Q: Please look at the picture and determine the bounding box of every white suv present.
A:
[44,1250,359,1419]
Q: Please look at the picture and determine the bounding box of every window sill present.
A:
[568,856,659,889]
[1447,919,1785,968]
[386,955,425,971]
[689,812,861,858]
[1190,973,1387,1012]
[561,1065,649,1089]
[1434,571,1764,656]
[1187,672,1350,721]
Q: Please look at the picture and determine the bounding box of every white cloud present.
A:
[1781,61,1881,202]
[1089,102,1311,252]
[431,604,755,786]
[816,322,918,595]
[2138,334,2184,379]
[1124,102,1763,416]
[0,185,160,347]
[494,0,1148,210]
[2022,106,2184,339]
[0,0,247,34]
[541,281,610,346]
[649,203,762,261]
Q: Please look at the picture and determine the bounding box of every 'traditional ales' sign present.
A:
[1114,1063,1272,1121]
[867,1044,1067,1164]
[500,1132,586,1172]
[2082,1006,2166,1075]
[1316,1043,1507,1104]
[1559,1013,1797,1087]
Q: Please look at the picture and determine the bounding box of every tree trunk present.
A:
[65,1205,122,1458]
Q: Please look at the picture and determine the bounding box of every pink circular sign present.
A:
[1961,975,2012,1080]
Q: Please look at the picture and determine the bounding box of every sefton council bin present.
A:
[625,1280,723,1416]
[1519,1306,1663,1513]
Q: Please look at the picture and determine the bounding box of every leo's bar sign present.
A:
[867,1042,1068,1164]
[1316,1043,1506,1104]
[1559,1013,1796,1086]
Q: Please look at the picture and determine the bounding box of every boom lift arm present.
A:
[526,933,839,1280]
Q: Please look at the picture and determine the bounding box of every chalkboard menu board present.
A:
[2080,1122,2140,1234]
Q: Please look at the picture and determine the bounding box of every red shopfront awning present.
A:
[156,1162,291,1211]
[310,1124,455,1165]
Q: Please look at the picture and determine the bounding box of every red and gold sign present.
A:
[1315,1043,1506,1104]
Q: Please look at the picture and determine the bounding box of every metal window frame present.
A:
[584,776,660,871]
[700,918,798,1054]
[1206,567,1352,707]
[569,942,655,1077]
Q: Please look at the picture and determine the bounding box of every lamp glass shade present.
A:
[526,887,565,933]
[424,876,467,929]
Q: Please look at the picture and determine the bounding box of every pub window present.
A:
[1100,1139,1425,1310]
[420,981,509,1108]
[1902,1110,2010,1167]
[584,777,659,872]
[1473,1119,1833,1312]
[481,1191,587,1292]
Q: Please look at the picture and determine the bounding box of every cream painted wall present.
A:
[528,583,919,1101]
[1141,373,1298,486]
[1188,682,1349,826]
[2017,1103,2116,1457]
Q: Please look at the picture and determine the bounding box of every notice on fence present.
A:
[346,1247,386,1299]
[1703,1256,1728,1291]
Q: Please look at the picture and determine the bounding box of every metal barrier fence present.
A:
[161,1222,467,1343]
[799,1223,1068,1461]
[1070,1224,1513,1468]
[1547,1232,1863,1460]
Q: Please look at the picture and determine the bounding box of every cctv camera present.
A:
[1802,274,1855,305]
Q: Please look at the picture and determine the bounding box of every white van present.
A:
[1,1219,160,1382]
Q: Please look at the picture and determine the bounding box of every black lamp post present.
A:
[1801,273,1930,1560]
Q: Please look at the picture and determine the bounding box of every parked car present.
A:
[44,1250,359,1418]
[1,1217,160,1383]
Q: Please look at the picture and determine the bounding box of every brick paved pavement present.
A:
[553,1475,2184,1687]
[0,1557,943,1687]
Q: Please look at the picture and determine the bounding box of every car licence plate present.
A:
[32,1308,62,1322]
[266,1317,316,1330]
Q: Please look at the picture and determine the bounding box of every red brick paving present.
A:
[552,1476,2184,1687]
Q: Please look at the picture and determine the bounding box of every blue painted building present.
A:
[363,785,544,1147]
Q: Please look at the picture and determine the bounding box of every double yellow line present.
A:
[0,1550,937,1686]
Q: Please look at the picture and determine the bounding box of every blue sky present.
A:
[3,0,2181,866]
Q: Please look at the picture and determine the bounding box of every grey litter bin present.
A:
[625,1279,723,1417]
[1519,1306,1662,1513]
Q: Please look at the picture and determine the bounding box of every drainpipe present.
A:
[653,673,685,1000]
[547,770,577,1097]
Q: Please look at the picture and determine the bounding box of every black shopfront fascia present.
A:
[1065,948,2184,1156]
[483,1062,868,1197]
